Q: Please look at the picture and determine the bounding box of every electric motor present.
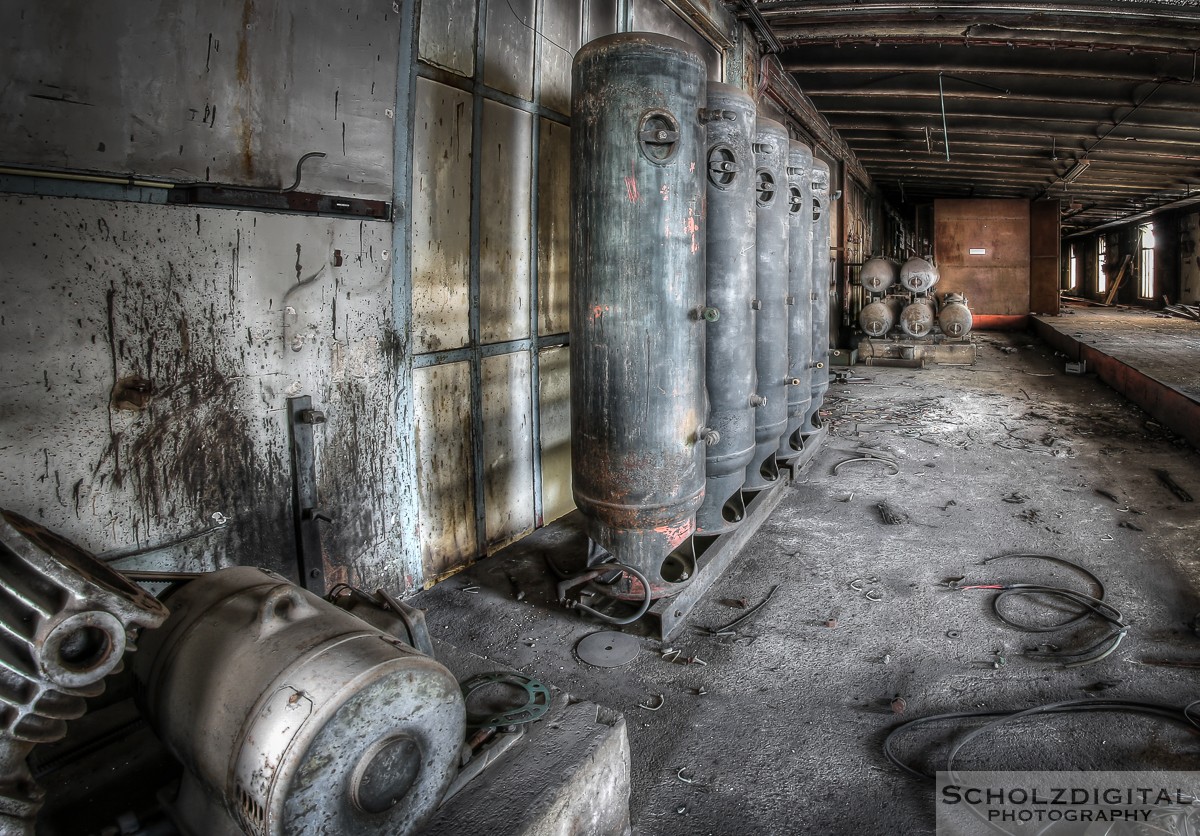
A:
[134,567,465,836]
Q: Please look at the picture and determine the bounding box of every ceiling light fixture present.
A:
[1063,159,1091,183]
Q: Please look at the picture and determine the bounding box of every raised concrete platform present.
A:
[424,638,631,836]
[857,335,978,365]
[1032,307,1200,450]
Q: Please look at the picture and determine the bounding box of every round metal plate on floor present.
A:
[576,631,640,668]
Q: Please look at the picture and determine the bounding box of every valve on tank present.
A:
[569,33,707,599]
[938,292,974,337]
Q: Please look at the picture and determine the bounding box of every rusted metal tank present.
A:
[744,117,790,490]
[802,159,832,436]
[778,139,814,463]
[938,292,974,337]
[900,256,940,293]
[900,297,936,337]
[859,256,899,293]
[695,83,756,535]
[569,33,707,598]
[858,299,895,337]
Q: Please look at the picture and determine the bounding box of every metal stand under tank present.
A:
[569,32,708,600]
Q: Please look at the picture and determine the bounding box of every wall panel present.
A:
[537,119,571,335]
[537,346,574,523]
[934,199,1031,317]
[419,0,477,77]
[0,196,407,589]
[482,352,535,551]
[414,361,477,579]
[484,0,538,99]
[480,100,533,344]
[412,78,473,352]
[0,0,397,199]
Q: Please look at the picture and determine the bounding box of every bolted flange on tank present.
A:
[743,117,791,491]
[802,159,833,436]
[570,33,707,599]
[695,83,757,536]
[778,139,814,463]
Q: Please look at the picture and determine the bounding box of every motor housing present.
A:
[134,567,465,836]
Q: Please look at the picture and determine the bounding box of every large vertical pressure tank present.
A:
[570,34,707,598]
[778,139,814,462]
[900,257,940,293]
[743,118,791,490]
[695,83,757,535]
[859,256,899,293]
[802,159,832,436]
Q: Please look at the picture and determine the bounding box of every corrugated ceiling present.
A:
[755,1,1200,231]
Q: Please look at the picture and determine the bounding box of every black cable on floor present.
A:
[954,553,1129,667]
[884,698,1200,781]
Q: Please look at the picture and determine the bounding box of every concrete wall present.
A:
[0,197,410,587]
[933,199,1031,316]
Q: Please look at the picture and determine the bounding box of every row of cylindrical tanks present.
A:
[568,33,833,600]
[857,255,974,339]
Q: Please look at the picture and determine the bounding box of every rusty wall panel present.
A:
[0,195,409,590]
[539,0,583,115]
[537,346,574,523]
[484,0,537,99]
[413,361,477,580]
[1182,212,1200,304]
[537,119,571,335]
[1030,199,1061,315]
[934,199,1031,316]
[481,352,535,552]
[0,1,397,199]
[412,78,472,353]
[480,100,533,344]
[419,0,477,77]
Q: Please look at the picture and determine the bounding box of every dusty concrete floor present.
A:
[412,329,1200,835]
